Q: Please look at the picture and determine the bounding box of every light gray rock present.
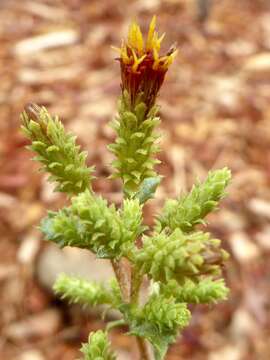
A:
[37,244,114,290]
[36,244,120,318]
[16,350,45,360]
[4,309,61,341]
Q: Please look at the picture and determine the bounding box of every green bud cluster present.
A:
[53,273,114,307]
[135,229,229,283]
[80,330,116,360]
[21,104,94,195]
[156,168,231,233]
[41,208,85,249]
[121,198,147,242]
[121,294,191,360]
[161,278,229,304]
[41,190,143,259]
[141,295,191,333]
[108,92,161,196]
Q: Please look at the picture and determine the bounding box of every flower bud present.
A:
[115,16,177,112]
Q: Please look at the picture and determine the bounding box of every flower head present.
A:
[115,16,177,111]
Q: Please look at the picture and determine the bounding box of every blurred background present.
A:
[1,0,270,359]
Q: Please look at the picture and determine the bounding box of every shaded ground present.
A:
[1,0,270,359]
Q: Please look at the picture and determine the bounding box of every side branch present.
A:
[111,259,130,303]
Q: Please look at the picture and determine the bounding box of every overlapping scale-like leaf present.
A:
[21,104,94,195]
[156,168,231,232]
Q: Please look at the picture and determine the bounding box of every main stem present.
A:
[111,259,130,303]
[136,337,151,360]
[111,240,151,360]
[111,259,151,360]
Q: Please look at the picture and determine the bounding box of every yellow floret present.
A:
[115,16,177,72]
[120,44,131,64]
[128,21,144,56]
[146,16,165,53]
[131,50,146,72]
[146,16,157,51]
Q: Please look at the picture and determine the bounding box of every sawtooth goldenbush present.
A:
[21,16,231,360]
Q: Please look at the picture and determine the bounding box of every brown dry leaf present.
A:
[4,309,62,341]
[229,232,260,263]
